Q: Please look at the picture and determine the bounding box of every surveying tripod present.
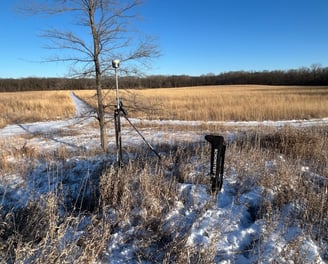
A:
[112,60,160,166]
[114,98,161,166]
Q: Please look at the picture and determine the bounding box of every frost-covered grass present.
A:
[0,115,327,263]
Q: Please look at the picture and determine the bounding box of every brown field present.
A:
[1,85,328,128]
[76,85,328,121]
[0,91,75,128]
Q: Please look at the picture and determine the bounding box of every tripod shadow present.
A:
[16,123,88,151]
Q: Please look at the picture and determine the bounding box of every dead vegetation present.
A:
[76,85,328,121]
[0,125,327,262]
[0,91,75,128]
[0,85,327,262]
[1,85,328,128]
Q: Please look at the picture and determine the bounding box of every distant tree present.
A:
[310,63,322,83]
[20,0,159,151]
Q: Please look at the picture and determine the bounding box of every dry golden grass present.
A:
[0,91,75,128]
[1,85,327,128]
[75,85,328,121]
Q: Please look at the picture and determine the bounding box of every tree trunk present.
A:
[96,77,107,151]
[89,0,107,151]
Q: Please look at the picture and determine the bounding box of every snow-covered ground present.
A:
[0,94,327,263]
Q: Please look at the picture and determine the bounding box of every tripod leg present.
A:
[114,109,123,166]
[122,114,161,160]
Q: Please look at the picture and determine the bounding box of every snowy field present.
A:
[0,94,327,263]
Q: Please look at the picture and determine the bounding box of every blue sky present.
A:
[1,0,327,78]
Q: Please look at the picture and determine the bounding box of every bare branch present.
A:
[18,0,160,151]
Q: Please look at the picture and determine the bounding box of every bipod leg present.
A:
[114,108,123,167]
[122,114,161,160]
[217,144,226,191]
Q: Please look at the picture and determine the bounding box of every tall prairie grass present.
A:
[75,85,328,121]
[1,85,327,128]
[0,91,75,128]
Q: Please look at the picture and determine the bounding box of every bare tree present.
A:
[20,0,159,151]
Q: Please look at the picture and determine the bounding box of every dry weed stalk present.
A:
[1,194,112,263]
[230,126,328,247]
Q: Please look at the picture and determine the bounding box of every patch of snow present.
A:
[70,91,95,117]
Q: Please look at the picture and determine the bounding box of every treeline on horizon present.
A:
[1,65,328,92]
